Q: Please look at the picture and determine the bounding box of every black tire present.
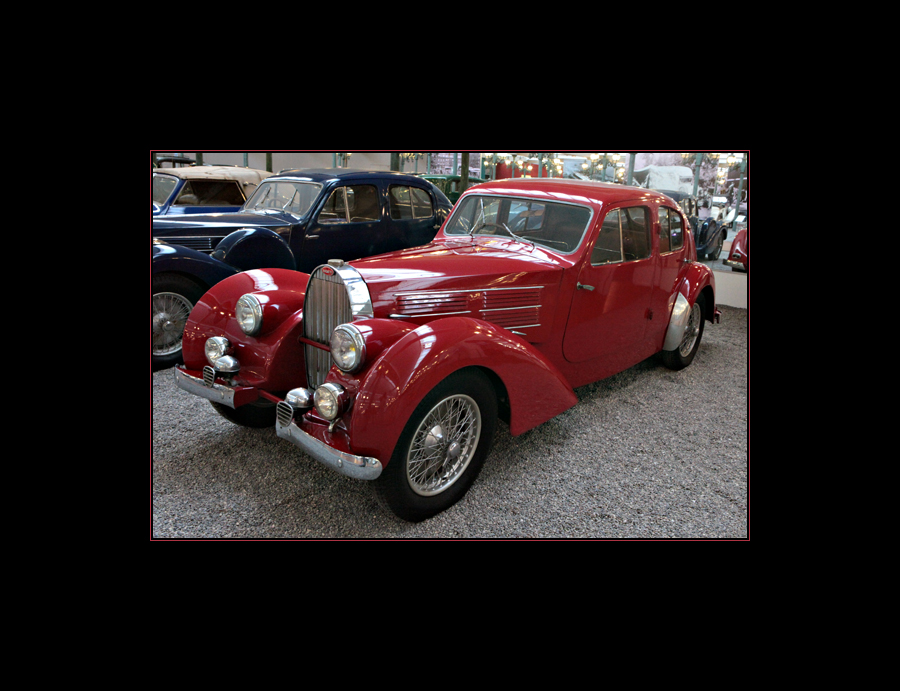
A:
[706,230,724,260]
[210,399,277,428]
[661,294,706,371]
[375,369,497,522]
[152,274,206,371]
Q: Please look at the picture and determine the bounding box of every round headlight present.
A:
[205,336,231,365]
[314,383,345,421]
[330,324,366,372]
[235,294,263,335]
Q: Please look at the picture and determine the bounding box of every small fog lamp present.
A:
[314,383,346,421]
[205,336,231,366]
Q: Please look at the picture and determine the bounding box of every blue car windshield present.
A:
[245,179,323,216]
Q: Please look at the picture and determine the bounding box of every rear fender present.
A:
[663,262,717,351]
[342,317,577,463]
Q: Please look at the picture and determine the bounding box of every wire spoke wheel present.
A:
[376,369,497,521]
[152,291,193,356]
[407,394,481,496]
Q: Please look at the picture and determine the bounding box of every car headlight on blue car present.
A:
[330,323,366,372]
[236,294,263,335]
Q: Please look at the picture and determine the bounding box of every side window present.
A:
[390,185,434,220]
[592,209,622,265]
[658,206,684,253]
[592,206,650,265]
[621,207,649,260]
[319,185,380,223]
[658,207,670,253]
[669,208,684,250]
[410,186,434,218]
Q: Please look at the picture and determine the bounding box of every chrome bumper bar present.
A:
[174,366,236,406]
[275,407,382,481]
[173,367,382,481]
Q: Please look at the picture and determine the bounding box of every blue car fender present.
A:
[211,227,295,272]
[152,242,239,288]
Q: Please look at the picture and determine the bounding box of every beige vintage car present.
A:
[152,165,271,215]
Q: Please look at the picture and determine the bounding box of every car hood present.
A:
[152,209,297,236]
[348,237,571,339]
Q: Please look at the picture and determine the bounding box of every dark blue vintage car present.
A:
[655,189,726,260]
[152,165,271,216]
[151,169,453,369]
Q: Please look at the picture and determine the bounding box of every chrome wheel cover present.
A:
[152,292,193,356]
[679,302,702,357]
[407,394,481,496]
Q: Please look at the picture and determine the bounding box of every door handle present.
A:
[577,283,595,291]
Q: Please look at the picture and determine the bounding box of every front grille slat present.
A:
[276,401,294,427]
[302,267,354,389]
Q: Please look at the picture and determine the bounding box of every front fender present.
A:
[182,268,310,391]
[152,241,238,288]
[342,317,577,463]
[211,227,296,272]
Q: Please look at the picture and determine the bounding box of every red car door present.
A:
[647,204,690,348]
[563,204,658,376]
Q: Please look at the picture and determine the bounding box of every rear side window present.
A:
[658,207,684,253]
[389,185,434,219]
[591,206,649,264]
[319,185,380,223]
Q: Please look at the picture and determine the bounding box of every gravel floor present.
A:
[151,305,748,540]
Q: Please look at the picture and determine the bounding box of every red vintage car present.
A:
[724,227,748,272]
[173,178,720,521]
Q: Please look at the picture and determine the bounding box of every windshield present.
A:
[244,179,323,216]
[152,173,178,204]
[445,194,591,254]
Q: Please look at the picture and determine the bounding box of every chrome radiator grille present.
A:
[302,266,353,388]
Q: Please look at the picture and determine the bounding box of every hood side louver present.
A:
[482,287,542,329]
[395,292,470,316]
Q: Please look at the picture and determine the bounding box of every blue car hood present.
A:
[152,210,297,236]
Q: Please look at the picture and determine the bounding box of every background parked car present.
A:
[153,165,271,216]
[151,169,452,370]
[724,227,748,272]
[657,189,726,260]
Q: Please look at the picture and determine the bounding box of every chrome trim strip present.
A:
[482,305,540,312]
[393,285,546,297]
[275,417,382,480]
[389,310,472,318]
[173,368,236,407]
[332,263,374,318]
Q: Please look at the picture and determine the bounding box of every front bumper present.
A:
[173,367,382,481]
[723,257,747,271]
[275,404,382,480]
